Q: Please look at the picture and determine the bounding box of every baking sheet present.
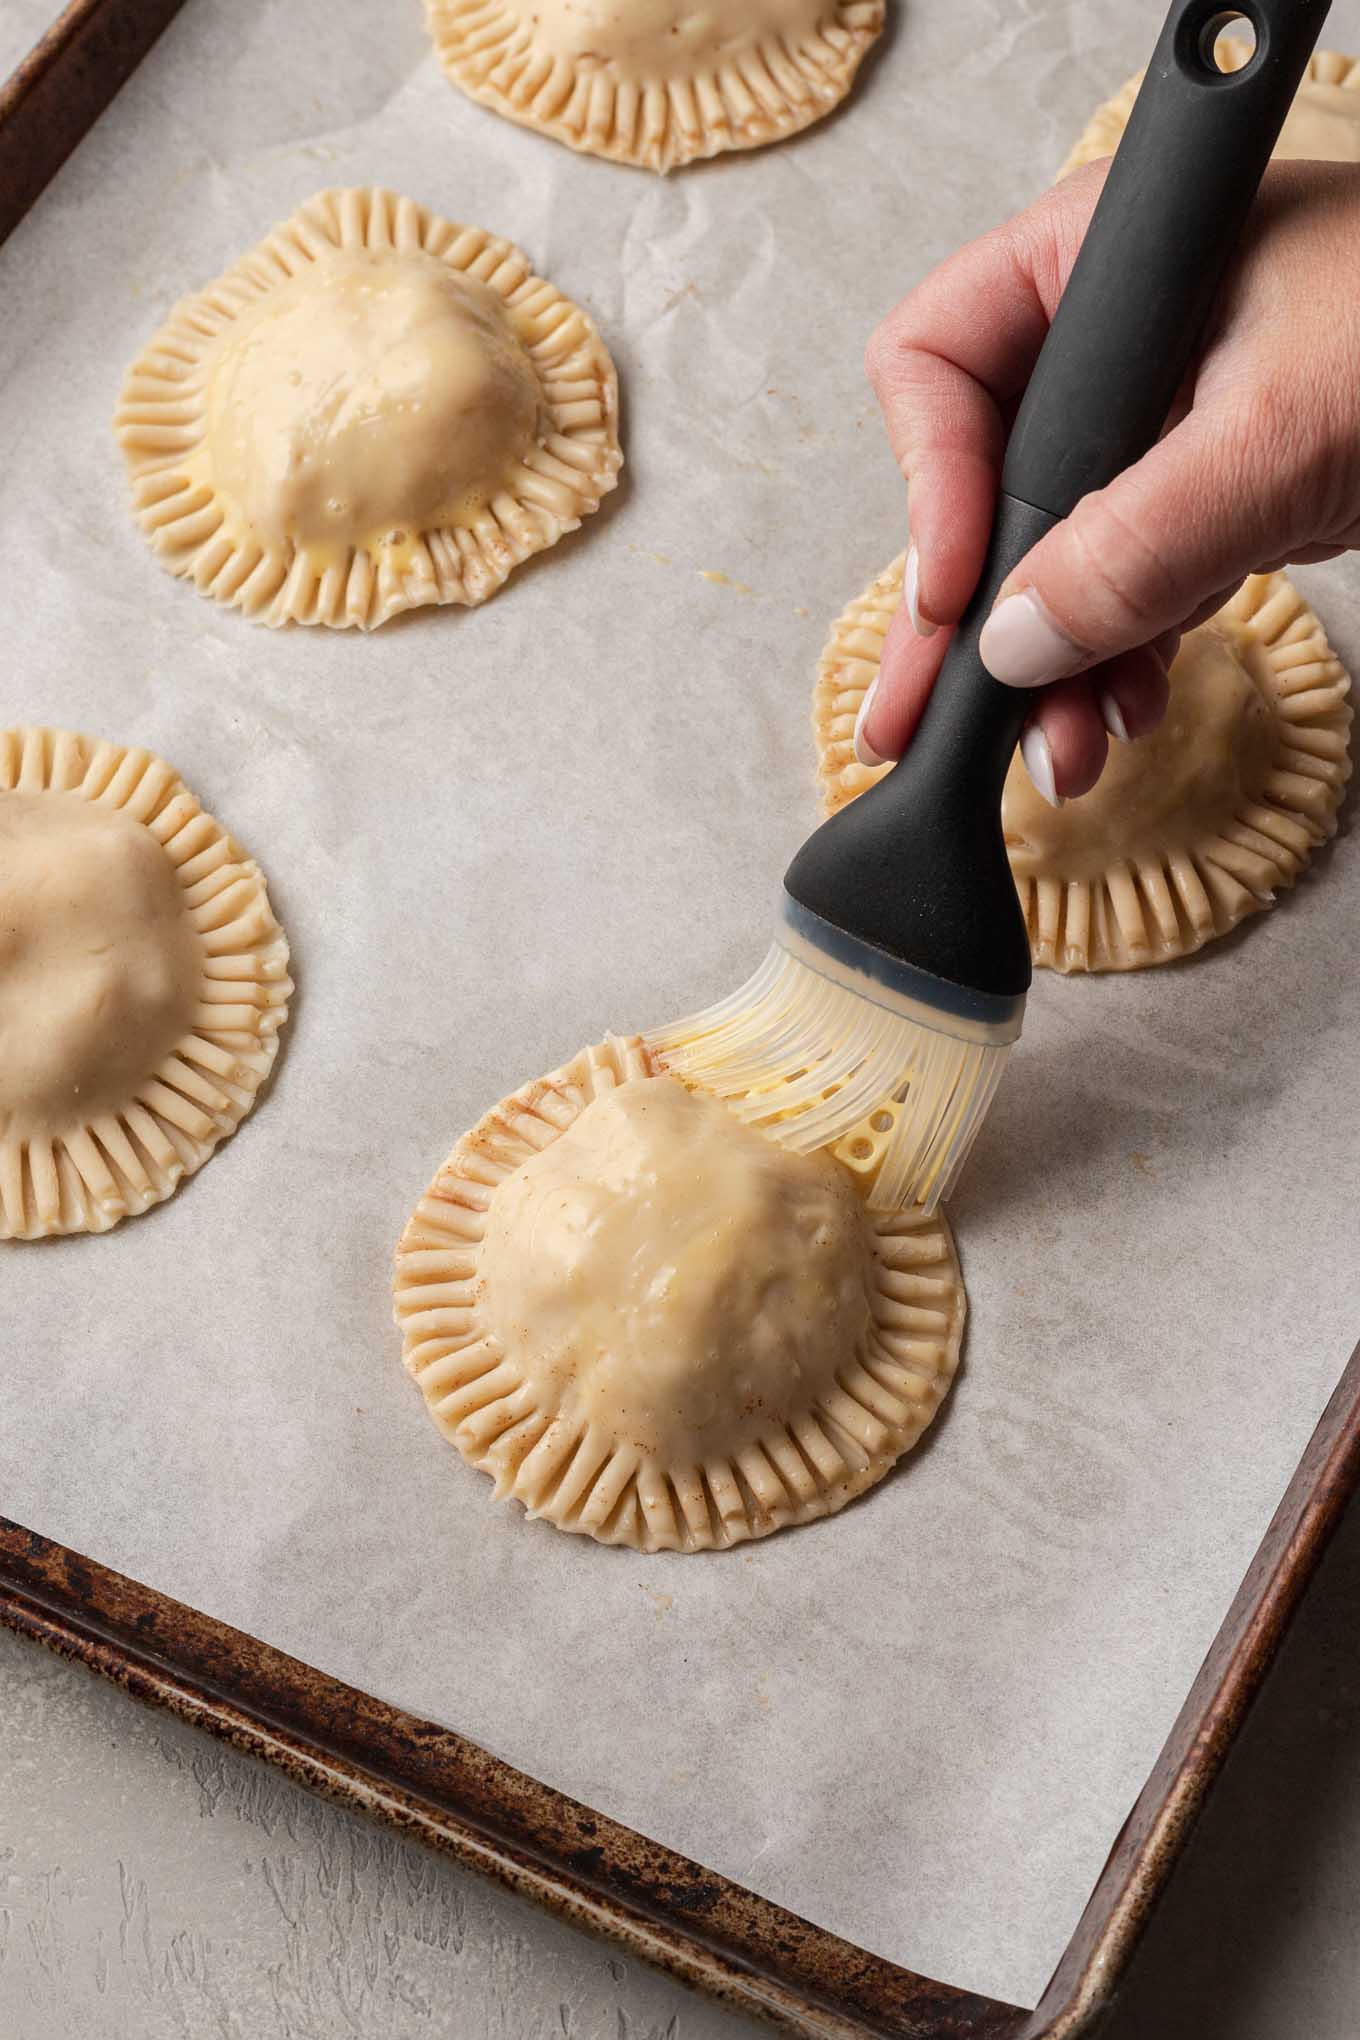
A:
[0,1,62,84]
[3,0,1359,2009]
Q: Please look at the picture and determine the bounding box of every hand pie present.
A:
[0,727,291,1238]
[425,0,885,172]
[116,188,621,629]
[812,564,1351,973]
[1064,41,1360,175]
[392,1036,964,1550]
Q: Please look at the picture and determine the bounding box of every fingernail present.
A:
[1020,721,1064,807]
[903,544,937,638]
[1099,688,1131,742]
[853,676,884,767]
[980,589,1085,688]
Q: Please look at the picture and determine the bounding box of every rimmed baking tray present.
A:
[5,1357,1358,2040]
[3,3,1359,2034]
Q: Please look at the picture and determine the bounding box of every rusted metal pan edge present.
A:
[1020,1339,1360,2040]
[0,0,188,247]
[0,1522,1026,2040]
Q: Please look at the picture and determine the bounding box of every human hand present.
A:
[858,158,1360,803]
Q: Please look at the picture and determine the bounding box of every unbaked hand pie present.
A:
[1063,41,1360,175]
[392,1036,964,1550]
[0,727,291,1239]
[425,0,885,172]
[116,188,621,629]
[813,564,1351,973]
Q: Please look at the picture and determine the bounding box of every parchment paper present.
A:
[3,0,1360,2008]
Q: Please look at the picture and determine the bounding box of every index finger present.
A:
[864,165,1106,626]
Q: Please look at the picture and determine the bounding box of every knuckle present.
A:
[864,307,925,399]
[1244,371,1359,541]
[1228,381,1297,489]
[863,318,896,394]
[997,173,1102,313]
[1062,490,1181,637]
[1216,376,1335,551]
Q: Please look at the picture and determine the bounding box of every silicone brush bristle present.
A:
[646,917,1018,1213]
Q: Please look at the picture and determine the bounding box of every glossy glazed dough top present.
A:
[489,0,838,80]
[0,793,200,1138]
[205,251,540,555]
[478,1075,874,1460]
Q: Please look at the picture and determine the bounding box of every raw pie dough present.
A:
[1063,41,1360,175]
[424,0,885,173]
[392,1036,964,1550]
[0,727,291,1238]
[116,188,622,629]
[813,565,1351,973]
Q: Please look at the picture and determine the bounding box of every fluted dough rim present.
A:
[392,1035,964,1551]
[0,726,292,1239]
[424,0,885,174]
[1061,41,1360,178]
[115,187,622,631]
[811,562,1352,974]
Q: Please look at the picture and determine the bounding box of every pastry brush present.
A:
[648,0,1331,1212]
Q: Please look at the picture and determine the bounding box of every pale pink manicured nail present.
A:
[1020,721,1063,807]
[903,544,937,638]
[853,676,885,766]
[980,589,1085,688]
[1100,688,1131,742]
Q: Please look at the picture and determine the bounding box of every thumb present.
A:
[977,415,1275,688]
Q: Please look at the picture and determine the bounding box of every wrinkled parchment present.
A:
[2,0,1359,2007]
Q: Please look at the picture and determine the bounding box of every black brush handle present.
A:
[787,0,1331,1002]
[1006,0,1332,516]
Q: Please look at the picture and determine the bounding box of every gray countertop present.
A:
[3,1493,1360,2040]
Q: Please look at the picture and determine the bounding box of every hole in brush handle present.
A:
[1180,7,1263,78]
[1002,0,1329,519]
